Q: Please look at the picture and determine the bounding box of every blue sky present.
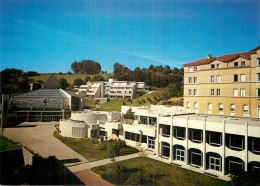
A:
[0,0,259,73]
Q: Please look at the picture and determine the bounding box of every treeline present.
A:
[71,60,101,74]
[0,69,41,94]
[113,63,184,97]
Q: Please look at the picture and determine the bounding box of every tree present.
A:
[163,65,171,75]
[67,71,72,75]
[148,64,155,71]
[84,76,91,83]
[123,109,135,119]
[109,141,120,164]
[71,60,101,74]
[73,78,83,87]
[59,78,69,89]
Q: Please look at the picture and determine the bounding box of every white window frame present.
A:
[176,148,185,162]
[210,89,214,96]
[211,76,215,83]
[216,75,221,83]
[194,102,198,110]
[241,61,245,67]
[241,74,246,82]
[209,156,221,172]
[208,103,212,111]
[193,77,197,83]
[240,89,245,97]
[216,89,220,96]
[189,77,192,83]
[219,104,224,113]
[231,104,236,112]
[193,89,197,96]
[187,102,191,109]
[243,105,249,113]
[233,89,238,97]
[188,89,192,96]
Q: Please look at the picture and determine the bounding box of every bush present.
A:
[122,101,126,105]
[127,98,132,103]
[123,109,135,119]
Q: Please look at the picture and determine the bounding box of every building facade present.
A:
[59,105,260,178]
[183,46,260,118]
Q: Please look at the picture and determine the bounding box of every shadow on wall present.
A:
[0,148,84,185]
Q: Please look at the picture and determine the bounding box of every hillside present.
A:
[31,73,112,85]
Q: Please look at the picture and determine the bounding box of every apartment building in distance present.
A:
[75,79,149,99]
[183,46,260,118]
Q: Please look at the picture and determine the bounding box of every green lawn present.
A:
[0,136,20,151]
[92,157,233,186]
[54,132,138,161]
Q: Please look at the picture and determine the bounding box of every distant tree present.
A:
[163,65,171,75]
[59,72,63,75]
[148,64,155,71]
[68,71,72,75]
[37,80,44,84]
[59,78,69,89]
[113,63,129,74]
[71,60,101,74]
[26,71,39,76]
[73,78,83,87]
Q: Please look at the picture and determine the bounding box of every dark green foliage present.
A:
[231,168,260,185]
[67,71,72,75]
[123,109,135,119]
[122,101,126,105]
[25,71,39,76]
[127,97,132,103]
[146,97,153,104]
[59,72,63,75]
[73,78,83,86]
[0,68,32,94]
[71,60,101,74]
[59,78,69,89]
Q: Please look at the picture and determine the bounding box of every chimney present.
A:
[207,54,212,59]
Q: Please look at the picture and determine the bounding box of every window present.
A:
[233,89,238,96]
[234,62,238,67]
[243,105,249,113]
[257,89,260,97]
[257,73,260,81]
[193,89,197,95]
[194,67,197,71]
[234,74,238,82]
[208,103,212,111]
[189,129,203,143]
[216,64,221,69]
[207,131,222,146]
[231,104,236,112]
[240,89,245,97]
[216,89,220,96]
[241,61,245,67]
[187,102,191,109]
[257,58,260,66]
[148,137,155,149]
[193,77,197,83]
[241,74,246,82]
[174,127,186,139]
[194,102,198,110]
[176,148,185,161]
[211,76,215,82]
[216,75,221,83]
[219,104,224,112]
[189,67,192,72]
[189,77,192,83]
[210,89,214,96]
[211,64,215,69]
[188,89,192,96]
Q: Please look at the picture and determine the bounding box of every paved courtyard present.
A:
[4,122,87,165]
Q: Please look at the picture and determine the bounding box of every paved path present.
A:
[4,122,88,165]
[4,122,140,185]
[68,153,140,172]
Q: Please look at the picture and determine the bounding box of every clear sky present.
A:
[0,0,259,73]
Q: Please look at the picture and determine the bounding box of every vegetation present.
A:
[59,78,70,89]
[73,78,84,86]
[92,157,232,186]
[71,60,101,74]
[123,108,135,119]
[54,132,138,161]
[0,136,20,151]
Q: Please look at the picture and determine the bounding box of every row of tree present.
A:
[113,63,184,97]
[71,60,101,74]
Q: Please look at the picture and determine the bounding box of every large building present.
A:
[59,105,260,178]
[183,46,260,118]
[75,79,149,99]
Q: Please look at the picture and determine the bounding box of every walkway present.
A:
[4,122,87,165]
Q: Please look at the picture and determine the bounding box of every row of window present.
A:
[186,102,250,114]
[188,88,260,97]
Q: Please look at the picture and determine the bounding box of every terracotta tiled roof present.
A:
[183,46,260,67]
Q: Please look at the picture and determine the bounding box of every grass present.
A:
[92,157,233,186]
[54,132,138,161]
[95,92,183,112]
[0,136,20,151]
[30,73,111,86]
